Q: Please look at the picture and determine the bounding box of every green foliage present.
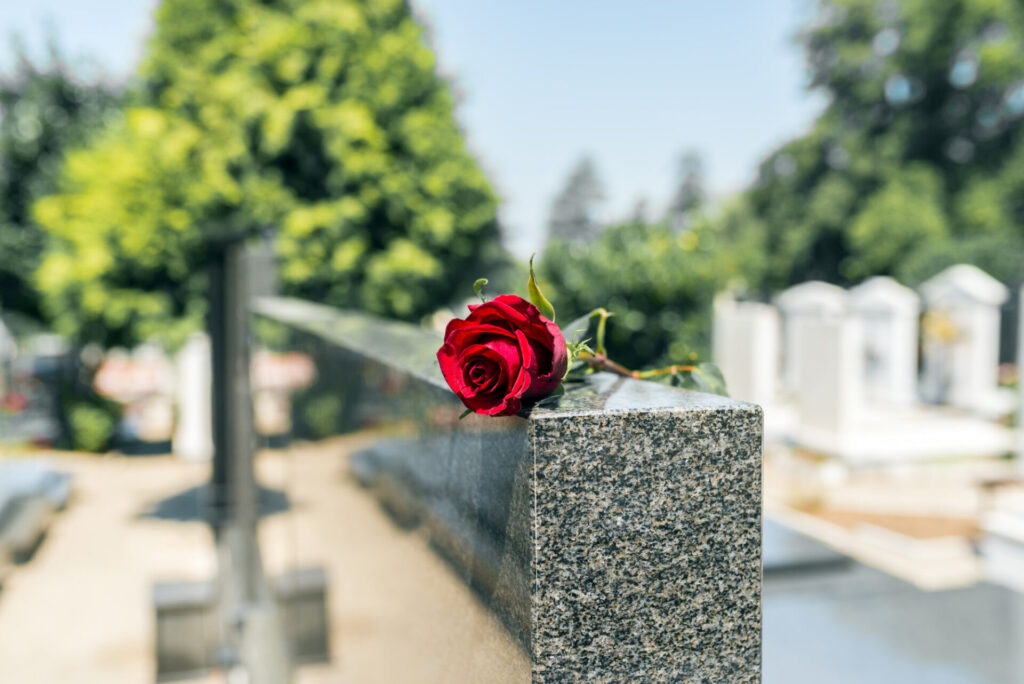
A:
[668,151,706,231]
[546,157,605,244]
[540,218,731,371]
[738,0,1024,290]
[527,254,556,322]
[472,278,488,302]
[302,394,342,439]
[897,231,1024,285]
[66,400,117,453]
[846,164,950,278]
[36,109,211,347]
[35,0,500,347]
[678,362,729,396]
[0,44,122,321]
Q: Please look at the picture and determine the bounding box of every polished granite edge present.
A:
[255,297,755,419]
[255,297,764,683]
[254,296,445,388]
[528,404,763,682]
[528,373,761,420]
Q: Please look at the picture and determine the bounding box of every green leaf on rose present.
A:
[593,308,612,355]
[534,383,565,408]
[473,278,488,302]
[675,362,728,397]
[527,254,556,322]
[563,337,594,380]
[560,310,596,341]
[560,308,612,354]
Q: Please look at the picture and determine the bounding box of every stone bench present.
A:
[255,297,763,683]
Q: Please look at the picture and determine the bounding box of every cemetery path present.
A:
[0,436,528,683]
[0,451,217,683]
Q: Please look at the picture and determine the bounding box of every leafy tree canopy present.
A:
[668,150,706,231]
[35,0,501,347]
[0,43,122,323]
[546,156,605,245]
[739,0,1024,291]
[540,214,735,371]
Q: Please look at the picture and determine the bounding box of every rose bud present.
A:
[437,294,568,417]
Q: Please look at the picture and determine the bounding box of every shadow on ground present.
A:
[137,483,291,522]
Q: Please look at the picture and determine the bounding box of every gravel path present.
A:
[0,435,527,683]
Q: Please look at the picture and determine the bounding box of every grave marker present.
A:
[777,281,848,393]
[713,294,780,406]
[255,297,764,682]
[920,264,1008,414]
[850,277,920,407]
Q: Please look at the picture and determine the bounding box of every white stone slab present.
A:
[850,277,920,407]
[796,405,1015,464]
[777,281,849,392]
[173,332,213,461]
[1019,285,1024,472]
[712,295,779,406]
[795,316,864,443]
[920,264,1008,414]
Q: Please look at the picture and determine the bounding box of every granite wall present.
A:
[254,297,762,683]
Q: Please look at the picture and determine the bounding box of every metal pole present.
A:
[209,241,229,534]
[207,236,290,683]
[1018,286,1024,474]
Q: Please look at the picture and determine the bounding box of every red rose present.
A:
[437,294,568,416]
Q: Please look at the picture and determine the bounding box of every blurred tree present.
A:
[630,196,651,224]
[35,0,501,347]
[739,0,1024,290]
[540,216,733,371]
[667,150,705,232]
[546,156,605,244]
[0,42,121,322]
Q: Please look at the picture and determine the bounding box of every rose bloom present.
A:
[437,295,568,416]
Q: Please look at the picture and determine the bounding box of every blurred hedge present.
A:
[539,216,740,371]
[34,0,502,348]
[0,46,122,322]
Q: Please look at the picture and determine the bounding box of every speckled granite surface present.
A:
[529,375,762,682]
[256,298,763,683]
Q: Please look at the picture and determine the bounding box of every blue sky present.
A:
[4,0,827,258]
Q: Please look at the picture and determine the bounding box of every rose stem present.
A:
[578,352,696,380]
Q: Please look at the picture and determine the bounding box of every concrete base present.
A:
[153,567,329,681]
[766,399,1015,464]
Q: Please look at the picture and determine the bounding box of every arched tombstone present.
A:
[712,294,780,407]
[920,264,1008,414]
[173,332,213,461]
[849,277,920,407]
[776,281,848,394]
[1018,285,1024,472]
[795,315,864,443]
[0,313,14,396]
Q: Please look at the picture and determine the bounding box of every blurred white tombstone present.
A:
[132,345,176,444]
[0,316,13,357]
[173,332,213,461]
[920,264,1008,414]
[712,294,779,406]
[980,490,1024,596]
[0,314,14,396]
[252,350,316,437]
[1018,286,1024,472]
[776,281,848,393]
[94,344,176,445]
[849,277,920,407]
[95,345,174,400]
[796,316,864,444]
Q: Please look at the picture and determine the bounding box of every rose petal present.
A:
[459,352,507,400]
[440,294,566,416]
[466,296,566,386]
